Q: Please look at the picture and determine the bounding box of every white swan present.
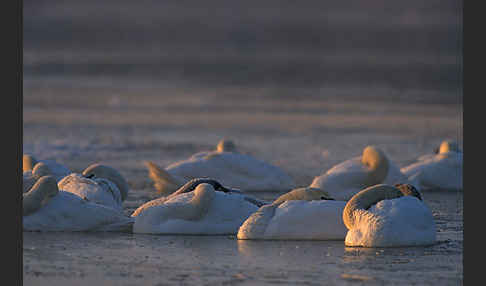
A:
[23,154,71,182]
[23,162,53,194]
[56,163,129,211]
[237,187,347,240]
[309,146,391,201]
[400,140,463,191]
[144,139,296,196]
[23,176,134,232]
[343,184,436,247]
[132,178,264,235]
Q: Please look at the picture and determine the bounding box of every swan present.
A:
[237,187,347,240]
[23,162,53,193]
[23,154,71,182]
[57,163,129,211]
[23,175,134,232]
[144,139,296,196]
[309,146,391,201]
[24,162,129,212]
[82,163,130,201]
[400,140,463,191]
[132,178,265,235]
[343,183,436,247]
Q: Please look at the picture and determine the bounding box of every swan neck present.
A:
[342,184,402,229]
[23,176,58,216]
[32,162,52,178]
[23,154,38,172]
[439,140,459,154]
[175,184,215,220]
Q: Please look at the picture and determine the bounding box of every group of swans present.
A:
[22,139,461,247]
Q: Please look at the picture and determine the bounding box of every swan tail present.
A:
[237,204,277,240]
[144,161,182,196]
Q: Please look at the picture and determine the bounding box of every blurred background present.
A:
[23,0,463,187]
[24,0,462,99]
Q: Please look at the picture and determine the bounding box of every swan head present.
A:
[394,183,422,201]
[23,175,59,216]
[216,139,237,153]
[23,154,38,172]
[361,145,389,185]
[82,163,129,201]
[272,187,334,205]
[175,178,233,195]
[437,140,461,154]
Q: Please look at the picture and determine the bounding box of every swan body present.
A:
[145,140,296,196]
[23,176,133,232]
[132,181,260,235]
[382,161,410,186]
[58,173,123,211]
[310,146,390,201]
[400,140,463,191]
[237,187,347,240]
[237,200,347,240]
[23,191,134,232]
[343,184,436,247]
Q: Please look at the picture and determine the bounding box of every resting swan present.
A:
[343,184,436,247]
[23,154,71,193]
[237,187,347,240]
[23,162,53,194]
[309,146,390,201]
[132,178,265,235]
[57,163,130,211]
[144,139,296,196]
[23,175,134,232]
[401,140,463,191]
[23,154,71,182]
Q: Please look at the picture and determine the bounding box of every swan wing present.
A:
[310,158,369,200]
[58,174,123,211]
[167,152,295,191]
[264,200,347,240]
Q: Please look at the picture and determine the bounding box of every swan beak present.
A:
[217,186,232,193]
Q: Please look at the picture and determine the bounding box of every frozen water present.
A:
[23,78,462,285]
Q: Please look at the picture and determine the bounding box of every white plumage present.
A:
[132,183,259,235]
